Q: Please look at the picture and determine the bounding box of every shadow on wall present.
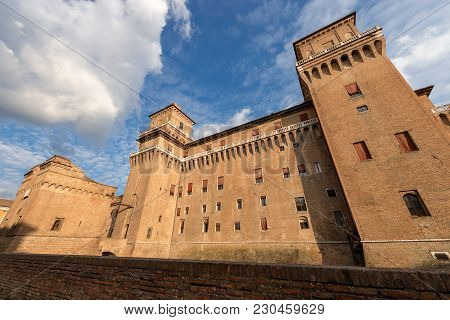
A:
[0,223,37,254]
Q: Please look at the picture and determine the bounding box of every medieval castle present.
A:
[1,13,449,269]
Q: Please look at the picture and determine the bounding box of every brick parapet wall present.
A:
[0,254,448,299]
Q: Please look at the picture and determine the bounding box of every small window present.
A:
[124,223,129,238]
[183,150,189,157]
[255,168,263,184]
[215,223,221,232]
[176,208,181,216]
[295,197,307,212]
[260,196,267,207]
[333,210,346,226]
[202,204,207,213]
[202,180,208,193]
[353,141,372,160]
[395,131,419,152]
[179,122,184,130]
[299,217,309,229]
[260,217,268,231]
[402,191,430,217]
[217,176,224,190]
[179,220,185,234]
[279,146,285,151]
[357,105,369,113]
[203,218,209,233]
[146,227,153,239]
[23,189,31,199]
[185,207,189,215]
[274,121,282,129]
[216,202,221,212]
[345,83,362,97]
[299,113,309,122]
[187,183,193,195]
[220,139,226,146]
[327,189,337,197]
[158,215,162,222]
[178,186,183,197]
[206,144,211,151]
[293,142,299,148]
[168,145,173,152]
[298,164,307,176]
[51,218,64,231]
[252,129,260,136]
[237,199,243,209]
[282,167,290,179]
[169,184,175,196]
[313,162,321,173]
[431,252,450,261]
[234,221,241,231]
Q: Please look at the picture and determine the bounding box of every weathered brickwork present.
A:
[0,254,448,299]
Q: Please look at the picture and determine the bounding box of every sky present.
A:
[0,0,449,198]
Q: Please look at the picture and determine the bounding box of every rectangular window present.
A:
[260,217,268,231]
[295,197,307,212]
[124,223,129,238]
[206,144,211,151]
[217,176,224,190]
[51,218,64,231]
[293,142,299,148]
[274,121,282,129]
[202,180,208,193]
[234,221,241,231]
[176,208,181,216]
[215,223,221,232]
[333,210,346,226]
[353,141,372,160]
[345,83,362,97]
[300,113,309,122]
[178,186,183,197]
[220,139,226,146]
[179,220,185,234]
[179,122,184,130]
[216,202,221,212]
[146,227,153,239]
[158,215,162,222]
[254,142,259,152]
[169,184,175,196]
[252,129,260,136]
[203,218,209,233]
[298,164,307,176]
[23,189,31,199]
[357,105,369,113]
[202,204,207,213]
[395,131,419,152]
[327,189,337,197]
[313,162,321,173]
[282,167,290,179]
[299,217,309,229]
[187,183,193,195]
[402,191,430,217]
[183,150,188,157]
[255,168,263,184]
[237,199,243,209]
[279,146,285,151]
[260,196,267,207]
[185,207,189,215]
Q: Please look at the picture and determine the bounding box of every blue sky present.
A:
[1,0,449,198]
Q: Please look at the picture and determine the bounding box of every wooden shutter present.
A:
[260,217,268,230]
[255,168,263,179]
[353,141,372,160]
[299,113,309,122]
[395,132,418,152]
[187,183,193,192]
[217,176,224,186]
[202,179,208,188]
[345,83,360,96]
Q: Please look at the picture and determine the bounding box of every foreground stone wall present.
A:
[0,254,448,299]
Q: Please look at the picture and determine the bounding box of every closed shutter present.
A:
[255,168,263,179]
[345,83,360,96]
[187,183,193,192]
[395,132,418,152]
[353,141,372,160]
[202,180,208,188]
[218,176,224,186]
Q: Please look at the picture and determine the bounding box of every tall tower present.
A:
[101,103,195,257]
[294,13,450,268]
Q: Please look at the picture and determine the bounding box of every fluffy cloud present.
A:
[193,108,252,138]
[0,0,192,143]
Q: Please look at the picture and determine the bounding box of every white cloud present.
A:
[0,0,192,143]
[193,107,252,138]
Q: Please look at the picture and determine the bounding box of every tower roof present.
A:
[148,102,196,124]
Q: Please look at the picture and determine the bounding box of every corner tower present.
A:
[294,13,450,268]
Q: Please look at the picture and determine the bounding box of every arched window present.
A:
[351,50,363,63]
[312,67,321,79]
[321,63,331,76]
[374,40,383,55]
[331,59,341,72]
[304,71,312,82]
[363,45,375,58]
[402,192,430,217]
[341,54,352,68]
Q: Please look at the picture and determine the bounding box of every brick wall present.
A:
[0,253,448,299]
